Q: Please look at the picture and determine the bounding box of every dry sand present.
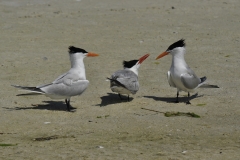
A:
[0,0,240,159]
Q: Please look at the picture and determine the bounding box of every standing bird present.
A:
[107,54,150,101]
[155,39,218,104]
[12,46,99,111]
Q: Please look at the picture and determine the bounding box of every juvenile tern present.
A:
[156,39,218,104]
[107,54,150,101]
[12,46,99,111]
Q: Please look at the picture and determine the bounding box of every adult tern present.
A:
[107,54,150,101]
[12,46,99,111]
[156,39,218,104]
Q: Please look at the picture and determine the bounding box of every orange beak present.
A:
[87,52,99,57]
[138,53,150,64]
[155,51,169,60]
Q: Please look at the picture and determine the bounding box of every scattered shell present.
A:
[97,146,104,149]
[182,150,187,154]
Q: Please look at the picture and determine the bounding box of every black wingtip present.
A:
[199,77,220,89]
[107,77,127,89]
[200,76,207,83]
[11,85,44,93]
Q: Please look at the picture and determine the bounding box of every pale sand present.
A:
[0,0,240,159]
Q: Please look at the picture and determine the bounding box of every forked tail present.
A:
[199,77,219,88]
[11,85,45,94]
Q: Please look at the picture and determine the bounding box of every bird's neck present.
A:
[70,56,86,79]
[128,65,139,75]
[171,49,188,68]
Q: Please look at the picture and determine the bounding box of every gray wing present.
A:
[180,73,201,89]
[40,69,83,86]
[111,70,139,94]
[41,79,89,97]
[36,72,74,89]
[36,72,69,88]
[52,70,83,85]
[167,71,176,88]
[37,70,84,89]
[52,72,69,84]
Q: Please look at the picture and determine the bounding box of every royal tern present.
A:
[156,39,218,104]
[12,46,99,111]
[107,54,150,101]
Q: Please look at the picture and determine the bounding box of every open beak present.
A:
[155,51,169,60]
[138,54,150,64]
[87,52,99,57]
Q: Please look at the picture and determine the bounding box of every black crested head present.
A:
[123,60,138,68]
[68,46,88,54]
[167,39,185,51]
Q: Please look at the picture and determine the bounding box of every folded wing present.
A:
[180,73,201,89]
[110,70,139,94]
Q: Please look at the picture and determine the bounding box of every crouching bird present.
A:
[107,54,150,101]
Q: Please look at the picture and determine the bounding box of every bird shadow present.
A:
[144,93,203,103]
[95,93,133,107]
[4,101,76,112]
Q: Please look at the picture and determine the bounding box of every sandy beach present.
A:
[0,0,240,159]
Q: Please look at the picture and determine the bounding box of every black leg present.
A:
[65,99,71,111]
[118,94,122,100]
[127,95,130,102]
[185,92,191,104]
[175,91,179,103]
